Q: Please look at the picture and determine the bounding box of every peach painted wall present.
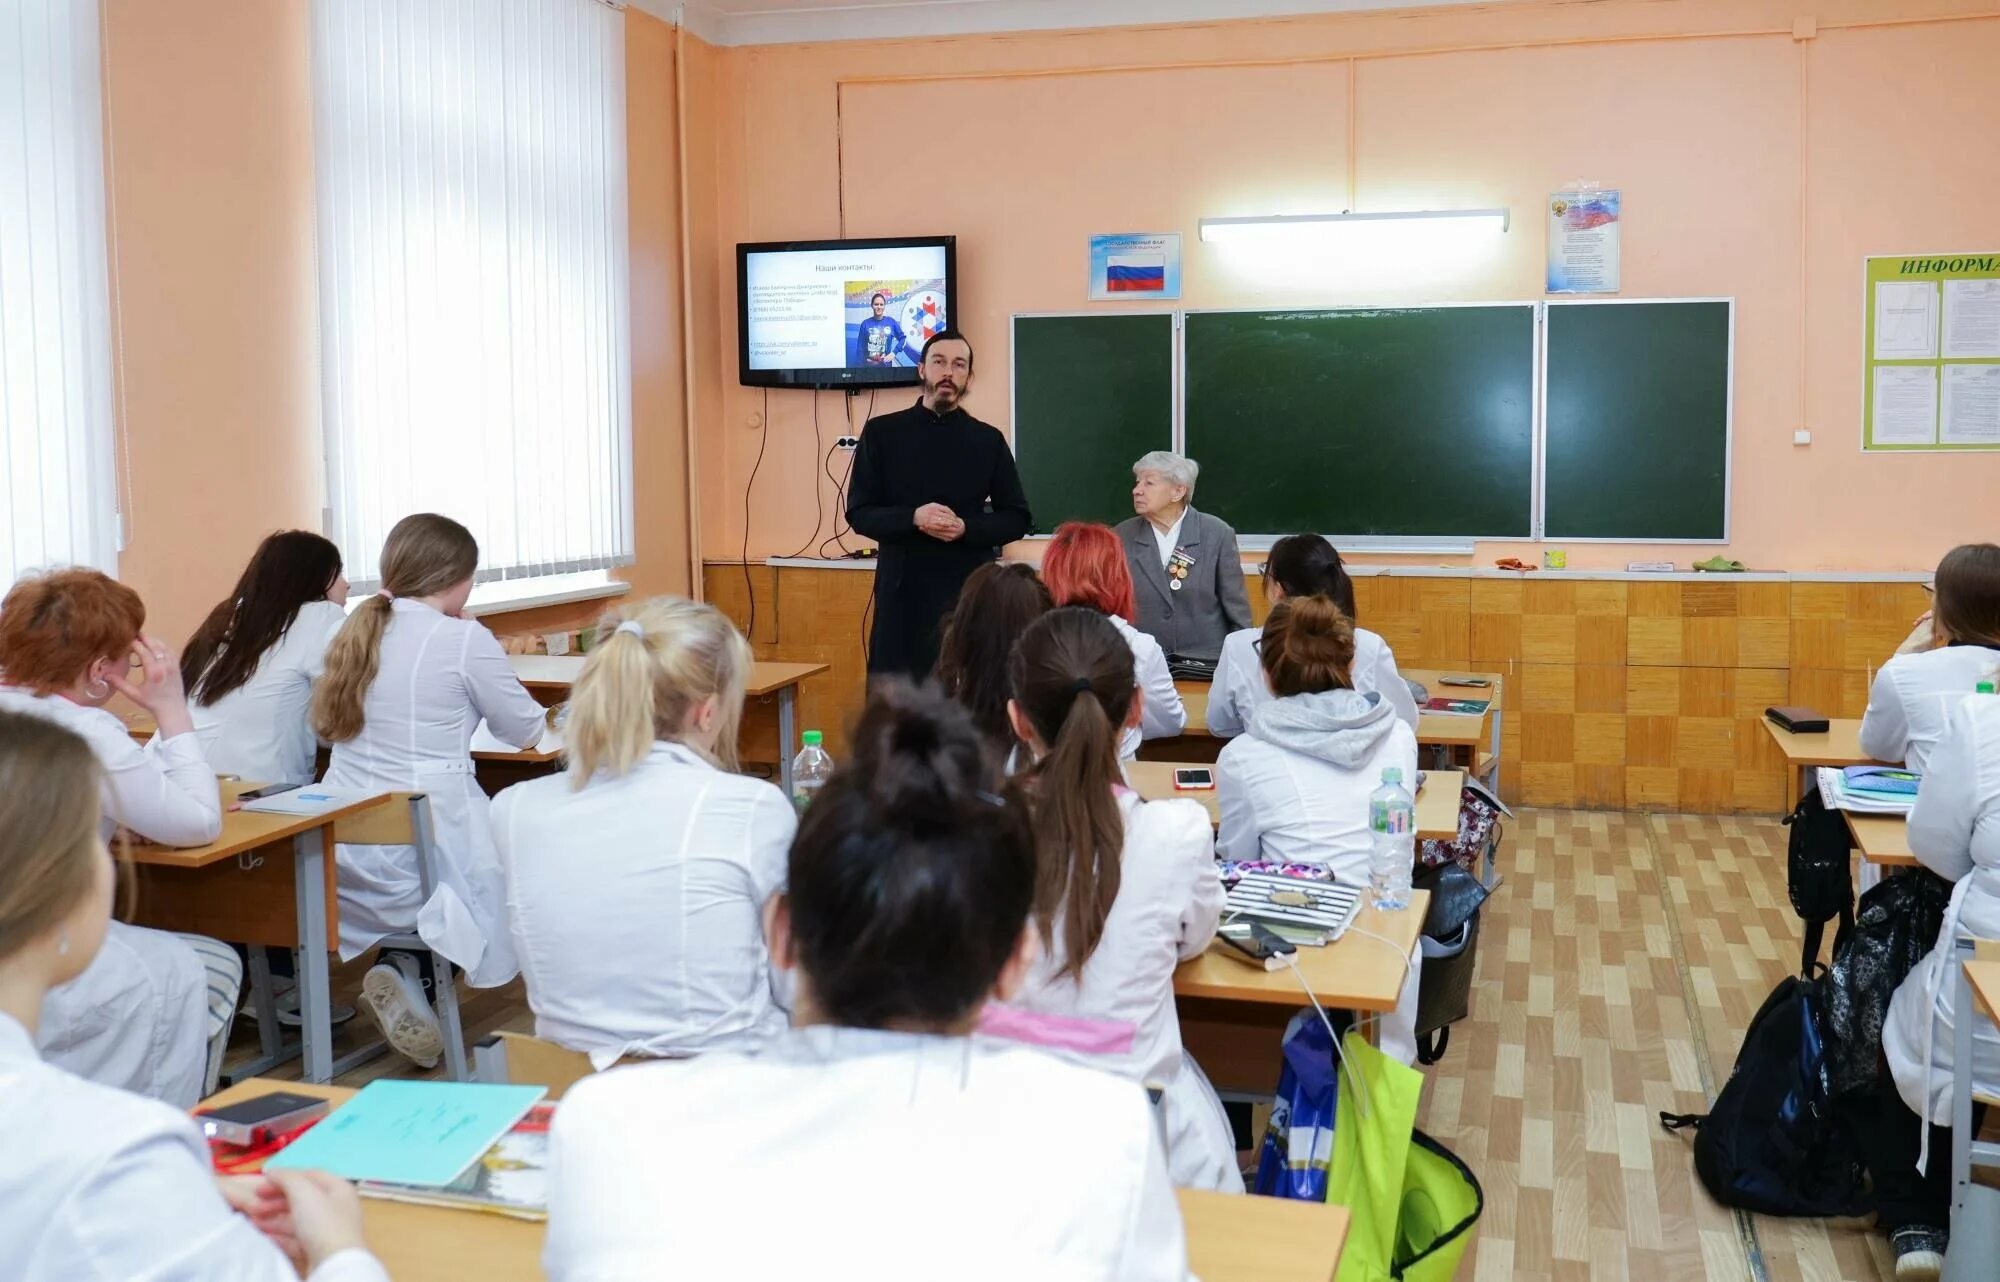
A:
[696,0,2000,574]
[97,2,692,646]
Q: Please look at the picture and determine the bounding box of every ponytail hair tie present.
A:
[1069,677,1093,695]
[615,620,646,640]
[375,589,394,602]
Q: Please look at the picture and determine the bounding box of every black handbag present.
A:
[1410,862,1494,1064]
[1782,787,1854,975]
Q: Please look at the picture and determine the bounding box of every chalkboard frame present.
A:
[1178,300,1542,546]
[1538,296,1735,543]
[1009,309,1179,532]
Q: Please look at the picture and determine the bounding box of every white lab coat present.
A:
[1110,614,1186,761]
[494,742,797,1067]
[1205,624,1419,739]
[1883,694,2000,1129]
[188,599,348,785]
[320,599,546,987]
[1859,644,2000,775]
[0,1013,390,1282]
[1008,791,1240,1192]
[1215,693,1424,1064]
[0,687,217,1103]
[544,1025,1190,1281]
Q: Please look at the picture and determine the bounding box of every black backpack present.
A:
[1659,975,1871,1218]
[1783,788,1854,974]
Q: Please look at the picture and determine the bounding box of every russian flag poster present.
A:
[1089,233,1181,301]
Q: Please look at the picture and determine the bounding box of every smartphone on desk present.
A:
[1217,921,1297,971]
[1172,767,1214,791]
[1439,676,1491,688]
[234,782,303,802]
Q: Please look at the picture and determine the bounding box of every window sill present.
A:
[463,572,632,619]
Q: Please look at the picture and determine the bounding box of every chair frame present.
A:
[238,792,472,1082]
[1950,935,2000,1223]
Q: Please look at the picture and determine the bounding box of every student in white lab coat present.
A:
[1215,593,1424,1064]
[312,513,547,1067]
[1001,606,1239,1192]
[1042,520,1184,760]
[182,530,351,784]
[932,559,1053,767]
[494,597,796,1064]
[1849,692,2000,1278]
[1207,534,1418,739]
[0,569,231,1105]
[0,710,390,1282]
[1860,544,2000,775]
[544,684,1189,1281]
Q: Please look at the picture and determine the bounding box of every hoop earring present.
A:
[83,678,110,700]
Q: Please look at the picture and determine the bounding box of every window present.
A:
[0,0,119,584]
[311,0,633,589]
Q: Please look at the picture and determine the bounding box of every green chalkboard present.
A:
[1182,307,1535,538]
[1543,300,1731,541]
[1010,313,1175,533]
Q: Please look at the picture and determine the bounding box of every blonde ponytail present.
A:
[311,595,391,743]
[565,597,751,785]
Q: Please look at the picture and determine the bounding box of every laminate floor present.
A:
[223,810,1914,1280]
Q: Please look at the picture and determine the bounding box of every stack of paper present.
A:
[240,786,378,816]
[1816,767,1916,816]
[266,1080,547,1186]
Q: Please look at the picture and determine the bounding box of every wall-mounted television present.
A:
[737,236,956,389]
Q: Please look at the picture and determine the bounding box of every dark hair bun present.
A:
[1261,594,1357,698]
[849,679,990,822]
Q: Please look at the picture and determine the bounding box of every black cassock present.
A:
[845,399,1033,679]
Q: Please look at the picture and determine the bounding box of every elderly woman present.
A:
[1113,452,1251,664]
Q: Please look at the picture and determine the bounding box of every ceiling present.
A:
[629,0,1507,48]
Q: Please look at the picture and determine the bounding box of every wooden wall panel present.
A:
[697,565,1928,815]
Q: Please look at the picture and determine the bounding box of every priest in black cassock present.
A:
[846,331,1033,679]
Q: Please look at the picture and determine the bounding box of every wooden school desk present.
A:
[1761,717,1887,812]
[1844,813,1918,868]
[200,1079,1350,1282]
[511,655,829,794]
[1124,761,1464,842]
[1174,893,1430,1092]
[127,784,390,1084]
[1145,671,1504,784]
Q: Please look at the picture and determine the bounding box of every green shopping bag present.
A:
[1326,1031,1483,1281]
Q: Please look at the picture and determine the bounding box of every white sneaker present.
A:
[361,954,444,1069]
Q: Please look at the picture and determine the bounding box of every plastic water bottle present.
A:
[791,730,834,814]
[1368,767,1415,911]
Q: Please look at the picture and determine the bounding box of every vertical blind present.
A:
[312,0,633,589]
[0,0,119,585]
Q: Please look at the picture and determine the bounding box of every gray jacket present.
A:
[1115,506,1253,663]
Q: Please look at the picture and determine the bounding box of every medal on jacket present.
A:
[1167,547,1195,592]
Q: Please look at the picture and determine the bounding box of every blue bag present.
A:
[1254,1010,1341,1199]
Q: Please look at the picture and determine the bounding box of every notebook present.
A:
[239,786,378,816]
[266,1080,547,1187]
[1841,765,1921,797]
[1223,873,1362,946]
[359,1103,555,1220]
[1422,697,1490,717]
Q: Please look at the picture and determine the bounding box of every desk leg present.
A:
[293,827,333,1084]
[247,949,281,1065]
[778,687,797,799]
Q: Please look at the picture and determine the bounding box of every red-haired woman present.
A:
[0,569,236,1105]
[1040,522,1184,760]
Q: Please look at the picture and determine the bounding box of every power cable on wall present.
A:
[742,388,769,639]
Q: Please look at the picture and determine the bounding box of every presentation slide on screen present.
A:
[745,245,949,371]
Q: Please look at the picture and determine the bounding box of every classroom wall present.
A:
[697,0,2000,574]
[95,1,694,647]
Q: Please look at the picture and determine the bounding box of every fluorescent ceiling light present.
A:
[1199,208,1511,243]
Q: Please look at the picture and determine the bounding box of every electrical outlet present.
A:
[835,436,860,450]
[1793,428,1811,445]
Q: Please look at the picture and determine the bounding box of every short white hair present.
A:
[1133,451,1198,495]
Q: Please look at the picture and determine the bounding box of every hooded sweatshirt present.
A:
[1214,687,1420,883]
